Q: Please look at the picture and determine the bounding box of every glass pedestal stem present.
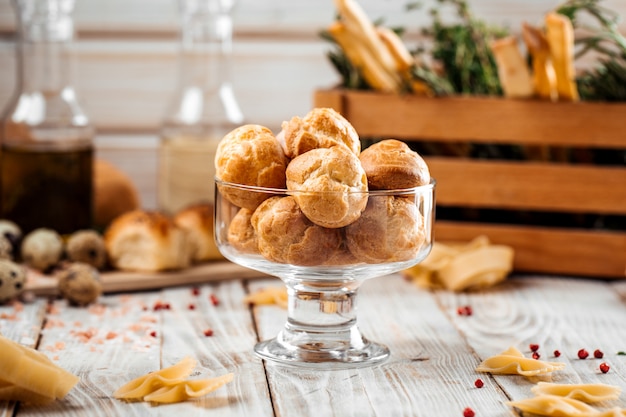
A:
[254,279,390,369]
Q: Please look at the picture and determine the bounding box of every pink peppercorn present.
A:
[463,407,475,417]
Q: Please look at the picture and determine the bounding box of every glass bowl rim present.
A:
[215,177,436,196]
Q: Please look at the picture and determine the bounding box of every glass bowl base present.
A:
[254,331,390,369]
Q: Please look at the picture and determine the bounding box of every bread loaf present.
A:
[93,159,141,229]
[174,203,223,262]
[359,139,430,190]
[286,146,368,228]
[104,210,191,272]
[279,107,360,158]
[251,196,343,266]
[215,124,287,210]
[345,195,425,263]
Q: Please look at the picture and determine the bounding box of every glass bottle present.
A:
[0,0,94,235]
[158,0,244,215]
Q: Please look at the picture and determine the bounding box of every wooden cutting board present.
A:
[25,261,269,297]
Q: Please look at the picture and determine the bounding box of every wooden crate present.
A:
[314,89,626,279]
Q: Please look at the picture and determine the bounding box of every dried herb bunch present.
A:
[419,0,508,95]
[557,0,626,101]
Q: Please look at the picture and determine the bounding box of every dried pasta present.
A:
[476,346,565,377]
[403,236,514,292]
[113,356,196,399]
[0,334,79,403]
[532,382,621,403]
[114,356,233,404]
[244,287,288,308]
[507,394,626,417]
[143,373,234,404]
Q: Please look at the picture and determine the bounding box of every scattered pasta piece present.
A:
[476,346,565,377]
[532,382,621,403]
[113,356,196,400]
[244,287,288,308]
[143,373,234,404]
[0,381,55,405]
[507,394,625,417]
[0,334,79,403]
[403,236,514,292]
[113,356,233,404]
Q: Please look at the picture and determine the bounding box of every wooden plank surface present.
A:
[435,221,626,278]
[315,90,626,148]
[4,281,273,417]
[2,274,626,416]
[0,275,626,417]
[427,157,626,215]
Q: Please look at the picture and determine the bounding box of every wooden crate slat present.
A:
[427,157,626,215]
[436,221,626,278]
[314,89,626,279]
[315,89,626,148]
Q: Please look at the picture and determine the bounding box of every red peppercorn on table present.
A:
[2,272,626,416]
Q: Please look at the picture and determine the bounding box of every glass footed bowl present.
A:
[214,178,435,369]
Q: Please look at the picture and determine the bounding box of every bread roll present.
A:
[174,203,223,262]
[251,196,343,266]
[94,159,141,229]
[359,139,430,190]
[345,195,425,264]
[286,146,368,228]
[104,210,191,272]
[215,124,288,210]
[280,107,360,158]
[227,208,259,254]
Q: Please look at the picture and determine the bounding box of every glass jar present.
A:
[158,0,244,215]
[0,0,94,235]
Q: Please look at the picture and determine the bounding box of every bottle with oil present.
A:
[0,0,94,235]
[158,0,244,215]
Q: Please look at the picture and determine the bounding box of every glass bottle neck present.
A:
[3,0,92,150]
[178,6,233,91]
[19,41,72,95]
[163,0,243,130]
[14,0,76,94]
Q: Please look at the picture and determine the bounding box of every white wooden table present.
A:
[2,271,626,417]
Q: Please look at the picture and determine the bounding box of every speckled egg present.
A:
[0,259,26,304]
[57,263,102,306]
[66,230,107,270]
[21,228,64,271]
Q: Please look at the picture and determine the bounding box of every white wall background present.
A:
[1,0,624,207]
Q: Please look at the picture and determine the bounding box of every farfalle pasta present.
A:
[532,382,622,403]
[113,356,196,400]
[143,374,234,404]
[476,346,565,377]
[114,356,233,404]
